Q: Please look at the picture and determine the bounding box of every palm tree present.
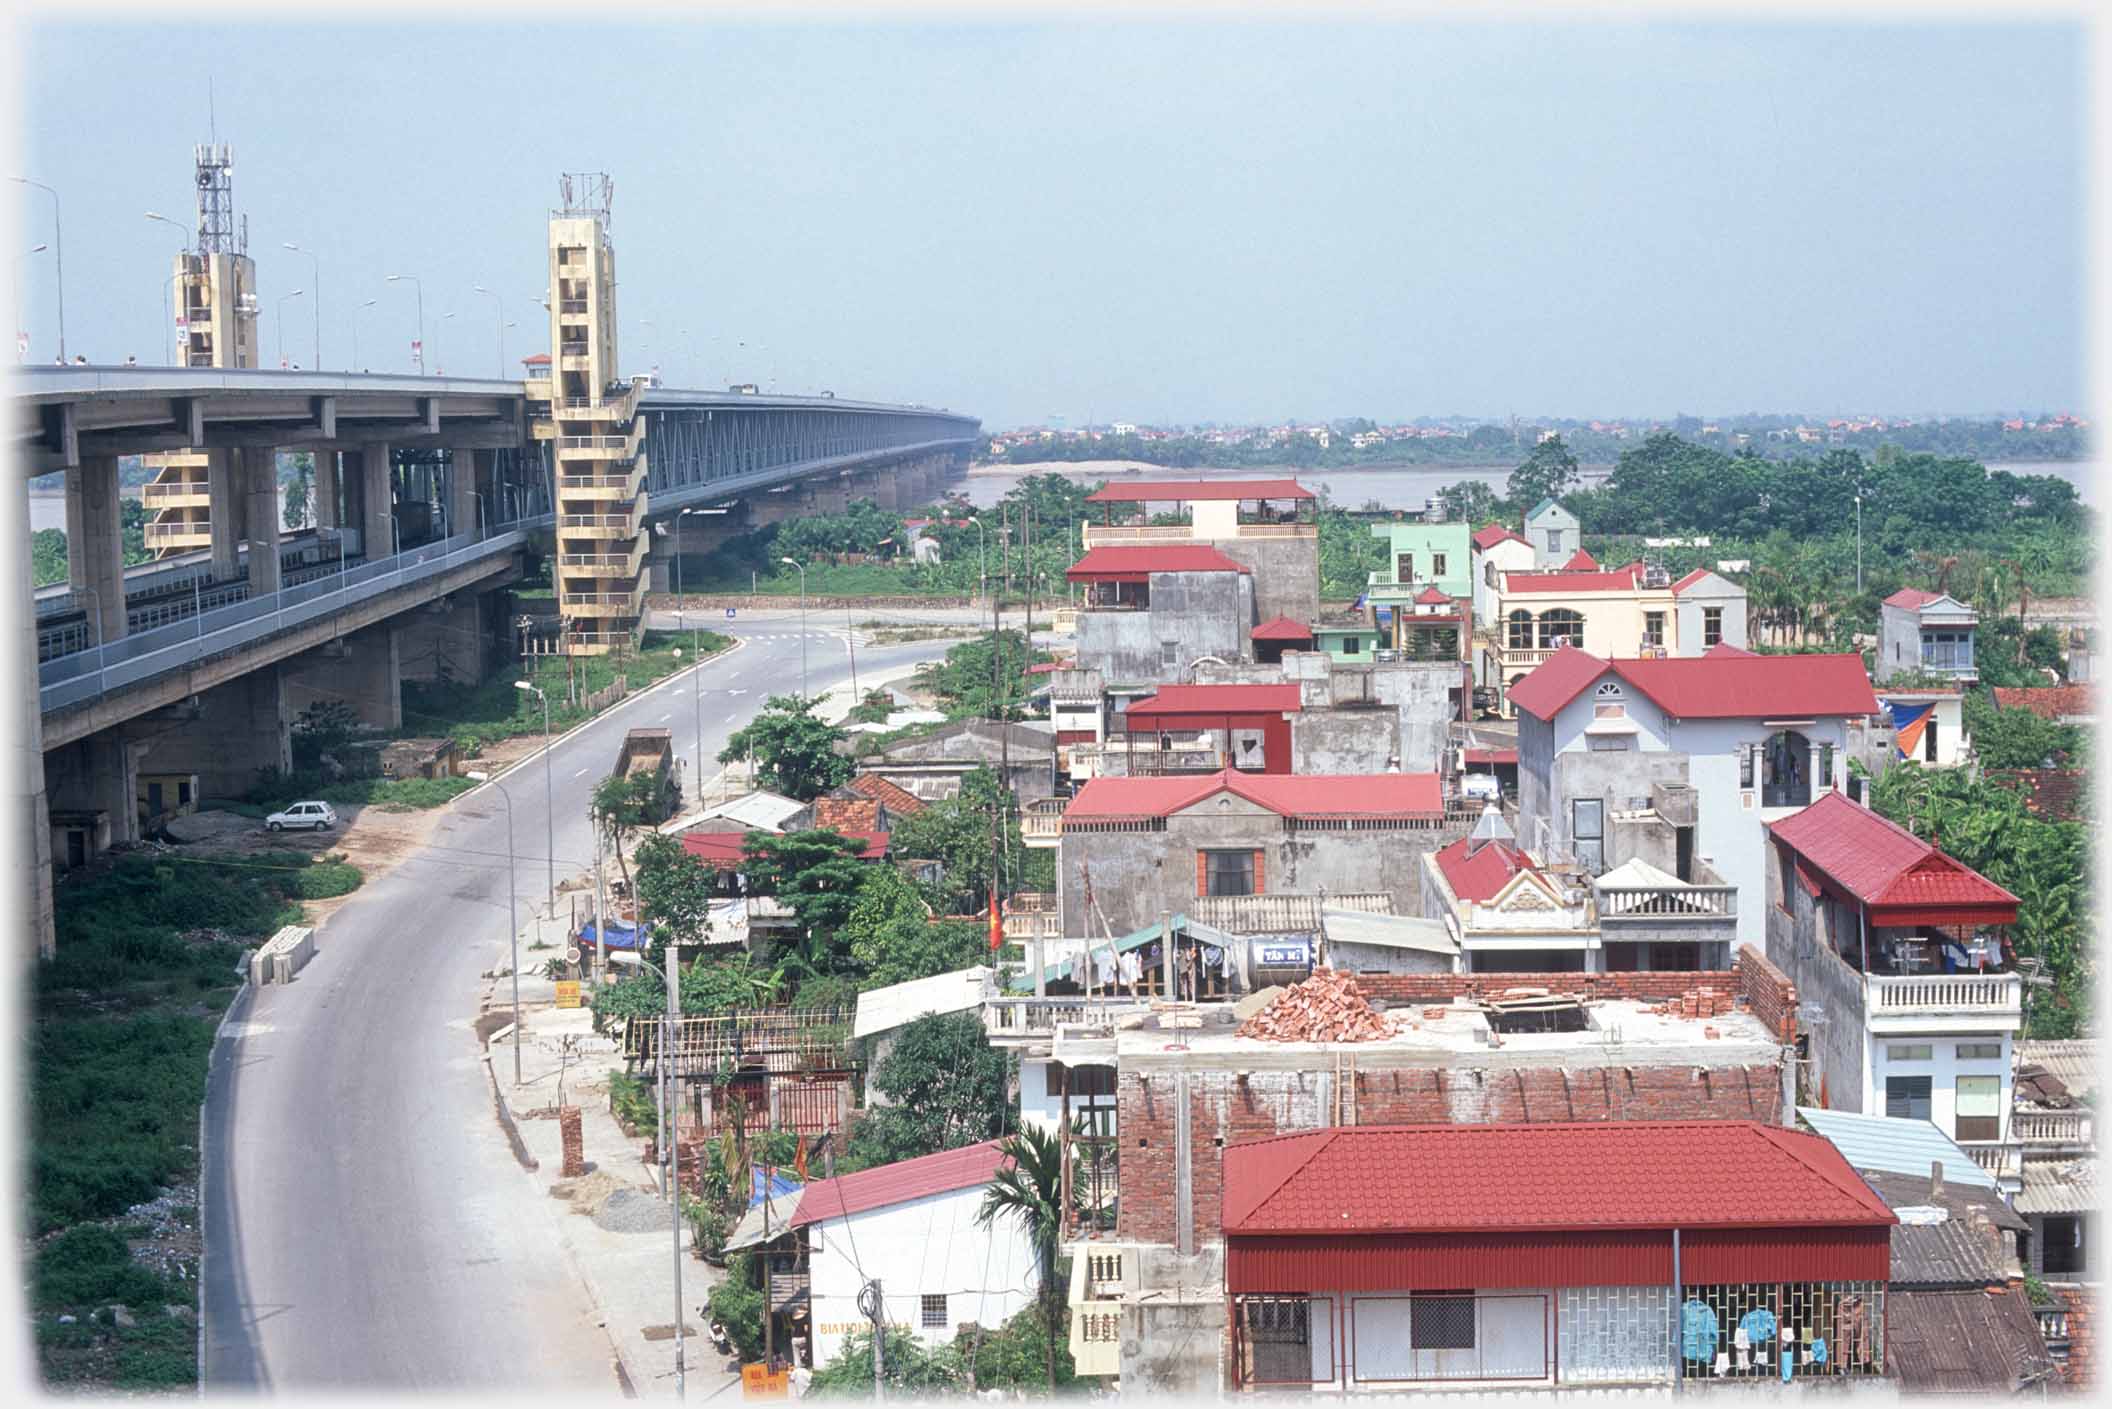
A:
[976,1124,1072,1392]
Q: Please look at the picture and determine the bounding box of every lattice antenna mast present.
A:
[555,172,615,240]
[193,143,244,255]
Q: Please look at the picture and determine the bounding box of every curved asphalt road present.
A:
[201,616,963,1391]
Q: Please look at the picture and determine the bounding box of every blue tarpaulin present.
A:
[750,1167,803,1209]
[577,919,643,951]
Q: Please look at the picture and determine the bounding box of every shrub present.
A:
[33,1225,174,1310]
[707,1252,767,1362]
[291,859,362,899]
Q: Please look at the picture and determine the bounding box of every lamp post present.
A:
[159,271,182,367]
[466,770,524,1084]
[13,244,48,363]
[276,290,304,369]
[1854,481,1864,596]
[282,241,321,369]
[608,947,687,1401]
[351,299,377,371]
[473,284,504,378]
[145,214,187,365]
[386,273,424,374]
[437,311,457,377]
[967,515,986,603]
[515,680,555,914]
[11,177,65,361]
[781,556,808,698]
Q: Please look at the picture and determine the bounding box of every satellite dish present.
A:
[197,168,213,188]
[565,947,581,965]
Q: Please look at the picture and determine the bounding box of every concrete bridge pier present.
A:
[352,442,394,558]
[853,468,901,511]
[313,449,341,532]
[63,457,129,649]
[807,473,850,516]
[398,590,499,688]
[136,668,293,802]
[283,620,404,731]
[44,732,150,854]
[208,448,246,581]
[243,447,283,595]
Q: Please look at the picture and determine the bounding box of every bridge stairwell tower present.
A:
[536,173,649,656]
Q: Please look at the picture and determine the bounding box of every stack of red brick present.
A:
[1646,986,1736,1020]
[1239,967,1393,1043]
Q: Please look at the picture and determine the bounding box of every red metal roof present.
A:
[1767,792,2018,925]
[1126,684,1303,718]
[1065,769,1441,821]
[1504,565,1644,594]
[1671,568,1713,594]
[1065,544,1250,583]
[1430,836,1542,903]
[790,1139,1011,1228]
[678,830,752,868]
[1472,522,1528,551]
[1702,641,1758,659]
[521,352,551,366]
[1414,586,1451,605]
[1560,548,1600,571]
[1085,478,1314,503]
[1885,587,1945,609]
[1505,646,1879,723]
[1463,747,1517,765]
[1222,1121,1898,1237]
[1992,685,2093,720]
[1250,615,1314,641]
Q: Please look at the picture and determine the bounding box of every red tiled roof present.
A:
[1085,478,1314,503]
[1251,615,1314,641]
[1414,586,1451,605]
[1126,684,1303,718]
[1431,835,1543,903]
[1472,522,1528,551]
[831,830,890,860]
[521,352,551,366]
[813,797,882,833]
[1560,548,1599,571]
[1222,1122,1897,1236]
[1702,641,1759,659]
[844,773,927,815]
[1504,565,1644,594]
[790,1139,1011,1229]
[1023,660,1065,675]
[1767,792,2018,923]
[1884,588,1945,609]
[1986,767,2085,821]
[1066,769,1441,821]
[1992,685,2093,720]
[1506,646,1879,723]
[1065,544,1250,582]
[1463,747,1517,765]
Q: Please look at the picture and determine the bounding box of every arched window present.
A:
[1539,608,1584,649]
[1507,610,1535,649]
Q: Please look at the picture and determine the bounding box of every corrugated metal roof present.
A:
[2014,1158,2095,1215]
[2018,1039,2098,1102]
[1084,477,1314,503]
[1430,835,1545,903]
[1250,616,1313,641]
[1859,1173,2023,1287]
[1885,1288,2056,1395]
[1471,522,1528,551]
[688,789,808,832]
[1796,1107,2000,1192]
[1064,768,1443,821]
[1065,544,1251,581]
[790,1139,1010,1228]
[1222,1121,1897,1236]
[852,965,992,1039]
[1769,794,2019,920]
[1507,646,1880,723]
[1320,907,1455,955]
[1504,566,1643,594]
[1125,683,1303,717]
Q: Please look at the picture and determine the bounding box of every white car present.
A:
[266,801,337,832]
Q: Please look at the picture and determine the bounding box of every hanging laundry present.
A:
[1118,951,1142,986]
[1680,1299,1719,1363]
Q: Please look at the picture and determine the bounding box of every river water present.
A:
[959,458,2098,511]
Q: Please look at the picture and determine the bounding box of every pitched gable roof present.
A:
[1250,615,1314,641]
[790,1139,1011,1228]
[1065,769,1442,822]
[1430,835,1547,904]
[844,772,928,815]
[1560,548,1599,571]
[1767,792,2018,925]
[1505,647,1879,722]
[1472,522,1529,551]
[1065,544,1250,582]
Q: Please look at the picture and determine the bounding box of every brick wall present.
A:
[1735,945,1799,1044]
[1353,969,1728,1006]
[1116,1055,1790,1249]
[2059,1285,2095,1390]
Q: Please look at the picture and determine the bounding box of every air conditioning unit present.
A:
[1643,566,1671,588]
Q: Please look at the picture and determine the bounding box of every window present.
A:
[1703,607,1724,647]
[1779,847,1795,911]
[1202,850,1258,897]
[1740,744,1754,789]
[1887,1044,1933,1061]
[1643,611,1665,648]
[1538,608,1583,649]
[1432,552,1448,578]
[1547,530,1564,556]
[922,1294,948,1329]
[1396,552,1415,583]
[1587,734,1632,751]
[1956,1076,2002,1142]
[1957,1042,2003,1060]
[1924,715,1940,761]
[1821,743,1835,786]
[1885,1075,1933,1122]
[1922,631,1975,671]
[1484,562,1495,587]
[1593,703,1626,719]
[1571,799,1604,873]
[1160,640,1179,668]
[1343,638,1360,655]
[1507,610,1534,649]
[1410,1294,1476,1351]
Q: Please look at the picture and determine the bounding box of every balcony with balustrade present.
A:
[1022,796,1067,847]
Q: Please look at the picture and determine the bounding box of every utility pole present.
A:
[989,586,1005,915]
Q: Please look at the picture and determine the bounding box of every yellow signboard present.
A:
[554,980,582,1009]
[741,1364,790,1399]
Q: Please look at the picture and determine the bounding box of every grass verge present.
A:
[31,848,363,1390]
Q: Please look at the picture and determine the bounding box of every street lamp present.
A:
[282,242,322,370]
[276,290,304,369]
[781,556,808,697]
[515,680,556,914]
[13,244,48,364]
[351,299,377,371]
[966,515,986,602]
[386,273,424,374]
[437,312,457,376]
[465,770,524,1085]
[473,284,504,378]
[607,946,688,1401]
[11,176,65,361]
[145,214,187,365]
[1854,483,1864,596]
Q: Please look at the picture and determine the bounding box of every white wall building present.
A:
[792,1139,1039,1366]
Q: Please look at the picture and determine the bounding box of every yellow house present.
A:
[1484,559,1750,714]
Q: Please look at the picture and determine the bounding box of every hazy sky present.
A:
[17,18,2085,429]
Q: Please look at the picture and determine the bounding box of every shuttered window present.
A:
[1202,851,1258,897]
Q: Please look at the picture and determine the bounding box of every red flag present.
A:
[793,1139,808,1183]
[989,892,1004,952]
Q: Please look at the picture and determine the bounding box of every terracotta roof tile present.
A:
[812,798,882,833]
[845,773,927,815]
[1991,685,2093,720]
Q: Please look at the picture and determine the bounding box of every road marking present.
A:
[659,712,672,721]
[727,712,738,722]
[573,768,589,778]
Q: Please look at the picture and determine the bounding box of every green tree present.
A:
[916,631,1041,721]
[843,865,987,989]
[589,770,665,901]
[1434,478,1504,527]
[119,497,153,565]
[282,451,315,531]
[1507,434,1580,509]
[30,528,67,587]
[741,829,870,969]
[707,1252,768,1363]
[633,832,720,967]
[845,1012,1011,1170]
[953,1305,1078,1394]
[719,694,853,801]
[810,1327,964,1396]
[976,1124,1074,1392]
[1963,689,2084,770]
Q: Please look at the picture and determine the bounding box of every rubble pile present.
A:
[1237,967,1392,1043]
[1645,986,1736,1020]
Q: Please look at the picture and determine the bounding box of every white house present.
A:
[1877,588,1978,684]
[1522,497,1580,569]
[1469,522,1534,643]
[792,1140,1039,1366]
[1508,647,1880,949]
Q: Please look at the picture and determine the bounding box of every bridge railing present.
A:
[38,529,526,716]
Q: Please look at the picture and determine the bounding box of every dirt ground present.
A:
[167,802,448,927]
